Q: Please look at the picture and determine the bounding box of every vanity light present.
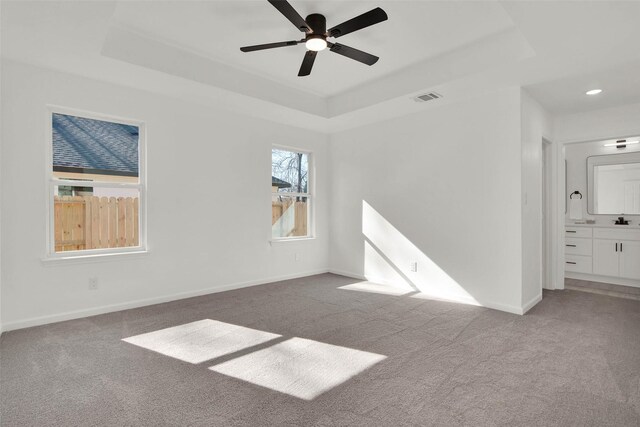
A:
[586,89,602,95]
[604,140,639,147]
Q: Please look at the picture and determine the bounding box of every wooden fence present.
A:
[272,199,308,237]
[54,196,139,252]
[56,195,302,251]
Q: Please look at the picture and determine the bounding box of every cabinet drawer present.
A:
[565,238,592,256]
[593,228,640,241]
[565,255,592,274]
[565,227,592,238]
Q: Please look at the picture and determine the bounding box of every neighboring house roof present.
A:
[52,113,139,176]
[272,176,292,188]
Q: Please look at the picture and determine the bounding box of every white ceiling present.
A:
[501,0,640,115]
[3,1,640,132]
[111,0,515,97]
[524,58,640,115]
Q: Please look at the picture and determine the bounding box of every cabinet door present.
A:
[593,239,619,277]
[619,241,640,280]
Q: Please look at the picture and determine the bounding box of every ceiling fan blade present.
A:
[267,0,311,33]
[298,51,317,76]
[328,42,379,66]
[327,7,388,38]
[240,40,302,52]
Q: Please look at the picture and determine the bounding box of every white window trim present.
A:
[44,105,148,260]
[271,144,315,242]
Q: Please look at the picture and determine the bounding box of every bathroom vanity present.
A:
[563,145,640,288]
[565,224,640,286]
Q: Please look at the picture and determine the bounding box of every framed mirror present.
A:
[587,151,640,215]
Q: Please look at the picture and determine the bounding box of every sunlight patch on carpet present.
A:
[122,319,280,364]
[338,281,414,296]
[209,337,386,400]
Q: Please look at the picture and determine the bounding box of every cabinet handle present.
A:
[566,261,577,265]
[565,244,577,247]
[620,243,623,252]
[566,231,577,233]
[616,243,618,252]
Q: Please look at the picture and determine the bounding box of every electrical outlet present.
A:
[88,277,99,290]
[409,262,418,272]
[295,253,301,262]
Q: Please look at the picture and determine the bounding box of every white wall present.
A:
[520,90,552,302]
[328,87,528,314]
[0,61,330,330]
[0,62,559,330]
[0,41,2,334]
[554,102,640,144]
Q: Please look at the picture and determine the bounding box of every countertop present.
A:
[566,223,640,228]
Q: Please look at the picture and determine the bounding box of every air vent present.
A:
[414,92,442,102]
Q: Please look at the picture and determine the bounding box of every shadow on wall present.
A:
[339,201,480,306]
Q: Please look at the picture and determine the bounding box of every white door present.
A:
[593,239,619,277]
[619,240,640,279]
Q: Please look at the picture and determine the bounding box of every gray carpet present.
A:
[1,273,639,426]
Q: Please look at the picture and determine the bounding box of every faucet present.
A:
[615,216,629,225]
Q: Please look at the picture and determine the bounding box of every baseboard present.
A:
[521,293,543,314]
[328,269,366,281]
[3,268,542,332]
[1,269,330,332]
[565,272,640,289]
[328,269,527,315]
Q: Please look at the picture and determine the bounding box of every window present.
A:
[271,147,312,239]
[47,109,145,255]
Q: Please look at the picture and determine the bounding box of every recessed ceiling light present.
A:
[586,89,602,95]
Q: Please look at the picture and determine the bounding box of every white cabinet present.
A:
[565,225,640,284]
[565,254,593,274]
[565,227,593,238]
[565,237,593,256]
[619,241,640,280]
[593,239,620,277]
[564,227,593,274]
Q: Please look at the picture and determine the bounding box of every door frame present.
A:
[541,139,554,289]
[555,134,640,290]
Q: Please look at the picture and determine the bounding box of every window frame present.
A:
[44,106,147,259]
[270,144,314,242]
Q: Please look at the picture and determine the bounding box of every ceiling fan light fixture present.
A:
[239,1,388,76]
[306,36,327,52]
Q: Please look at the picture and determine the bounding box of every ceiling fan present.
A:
[240,0,388,77]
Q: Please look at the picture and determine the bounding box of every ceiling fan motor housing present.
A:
[305,13,327,39]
